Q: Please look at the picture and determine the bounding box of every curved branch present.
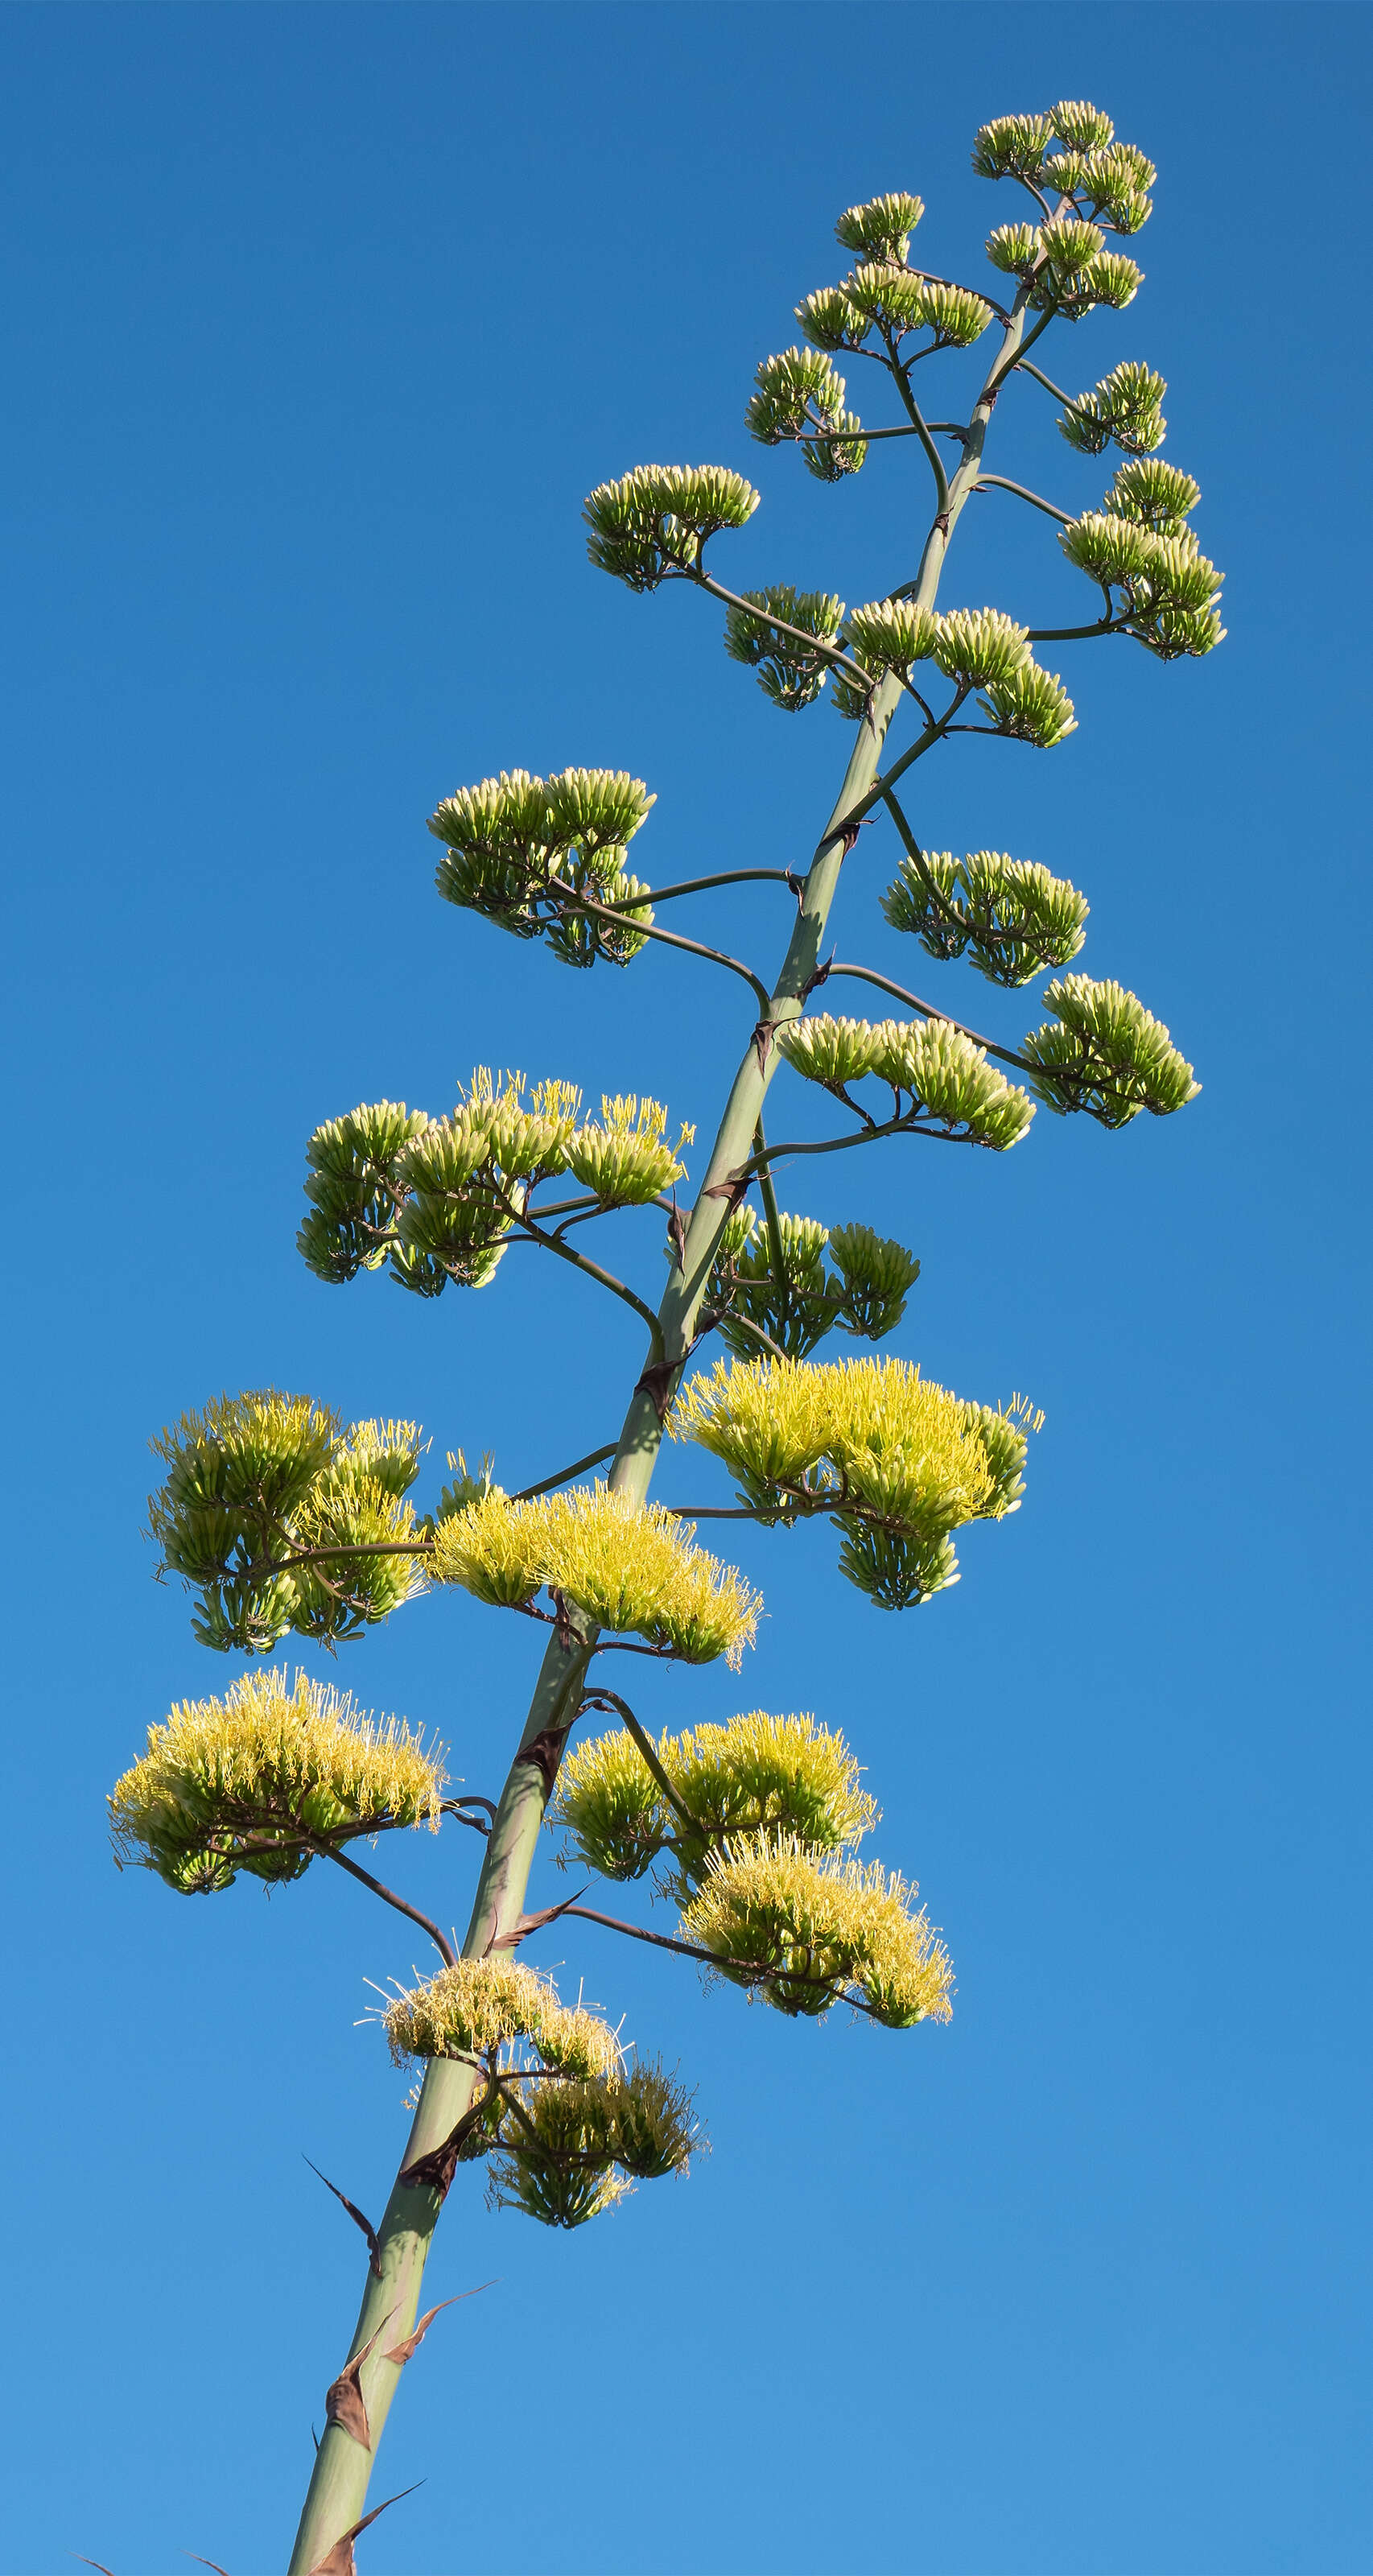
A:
[592,868,805,912]
[548,873,771,1010]
[577,1688,696,1835]
[692,570,876,692]
[975,473,1074,525]
[511,1444,620,1503]
[319,1844,457,1969]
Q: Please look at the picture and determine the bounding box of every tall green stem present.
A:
[287,282,1034,2576]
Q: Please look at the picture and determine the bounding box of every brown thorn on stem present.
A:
[303,2157,382,2279]
[513,1721,573,1795]
[382,2284,494,2368]
[398,2090,499,2201]
[323,2312,397,2453]
[303,2482,423,2576]
[634,1356,679,1422]
[490,1887,587,1950]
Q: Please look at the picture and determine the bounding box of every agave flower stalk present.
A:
[286,289,1045,2576]
[106,105,1219,2572]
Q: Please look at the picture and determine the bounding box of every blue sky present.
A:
[3,6,1370,2572]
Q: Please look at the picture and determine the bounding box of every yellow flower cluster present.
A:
[383,1955,622,2081]
[672,1353,1000,1529]
[671,1355,1033,1609]
[431,1483,762,1667]
[555,1708,876,1887]
[681,1831,954,2026]
[565,1092,696,1206]
[108,1669,445,1894]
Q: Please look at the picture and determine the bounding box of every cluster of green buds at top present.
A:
[582,464,759,590]
[381,1954,700,2229]
[109,1668,445,1893]
[146,1392,427,1652]
[1022,976,1201,1125]
[777,1012,1037,1152]
[972,101,1156,234]
[880,848,1090,987]
[1061,459,1224,658]
[797,266,994,361]
[297,1075,693,1299]
[672,1354,1037,1611]
[428,766,656,964]
[707,1204,921,1360]
[555,1707,951,2028]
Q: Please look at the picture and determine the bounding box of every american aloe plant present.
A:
[110,100,1219,2573]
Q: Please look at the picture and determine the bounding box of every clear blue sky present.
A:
[3,6,1369,2572]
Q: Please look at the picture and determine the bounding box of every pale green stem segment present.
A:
[287,282,1033,2576]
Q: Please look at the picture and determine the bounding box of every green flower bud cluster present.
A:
[798,269,992,356]
[487,2058,699,2227]
[881,848,1090,986]
[778,1011,1037,1150]
[428,766,656,964]
[986,219,1141,316]
[829,601,1073,743]
[934,605,1031,687]
[109,1669,444,1893]
[583,463,759,590]
[1103,456,1200,535]
[981,658,1078,747]
[707,1202,920,1359]
[147,1391,427,1652]
[1022,975,1201,1126]
[834,190,925,265]
[1061,510,1225,658]
[1058,360,1167,456]
[973,103,1153,235]
[744,348,868,481]
[722,585,847,712]
[299,1075,691,1300]
[672,1352,1035,1609]
[556,1707,876,1894]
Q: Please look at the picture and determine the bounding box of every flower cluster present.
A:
[722,584,848,711]
[1061,502,1225,660]
[382,1957,699,2228]
[556,1708,876,1893]
[1022,975,1201,1125]
[109,1669,444,1893]
[986,216,1141,320]
[881,848,1090,986]
[744,347,868,481]
[583,464,759,590]
[672,1353,1035,1608]
[707,1203,920,1359]
[431,1482,762,1667]
[798,268,992,356]
[777,1011,1036,1151]
[428,766,656,964]
[827,601,1076,745]
[973,102,1154,235]
[298,1074,691,1299]
[557,1711,949,2027]
[682,1835,954,2026]
[1058,360,1167,456]
[147,1390,427,1652]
